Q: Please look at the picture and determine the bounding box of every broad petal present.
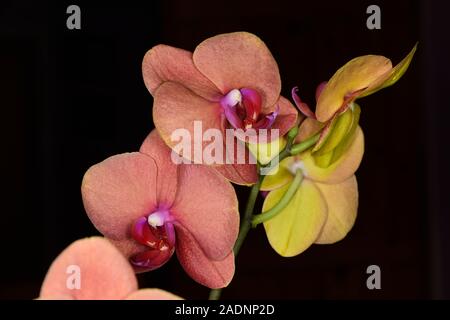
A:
[300,127,364,184]
[39,237,137,300]
[82,153,158,240]
[270,96,299,138]
[315,176,358,244]
[316,55,392,122]
[260,157,294,191]
[193,32,281,111]
[171,165,239,260]
[153,81,224,164]
[175,224,235,289]
[263,180,327,257]
[126,289,183,300]
[140,130,178,206]
[142,44,220,101]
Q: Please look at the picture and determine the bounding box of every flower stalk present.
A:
[208,126,319,300]
[209,174,263,301]
[252,169,303,227]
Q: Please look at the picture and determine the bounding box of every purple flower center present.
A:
[130,208,175,271]
[220,88,278,130]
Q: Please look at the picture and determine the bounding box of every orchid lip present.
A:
[130,246,175,271]
[253,104,279,129]
[130,208,176,271]
[221,89,242,108]
[221,88,278,130]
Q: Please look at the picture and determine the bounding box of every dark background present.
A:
[1,0,449,299]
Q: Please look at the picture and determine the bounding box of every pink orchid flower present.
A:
[81,130,239,289]
[39,237,182,300]
[142,32,298,185]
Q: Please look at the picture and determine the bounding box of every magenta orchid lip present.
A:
[130,210,176,271]
[221,88,279,130]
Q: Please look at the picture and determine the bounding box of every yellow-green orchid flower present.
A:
[315,44,417,123]
[256,120,364,257]
[291,44,416,168]
[247,45,416,257]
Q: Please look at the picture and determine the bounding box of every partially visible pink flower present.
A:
[39,237,182,300]
[81,130,239,289]
[142,32,298,185]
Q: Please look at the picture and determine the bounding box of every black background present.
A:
[1,0,449,299]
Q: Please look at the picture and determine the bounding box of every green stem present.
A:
[261,133,320,174]
[209,175,263,300]
[290,133,320,155]
[208,130,319,300]
[252,169,303,227]
[208,288,221,300]
[262,145,291,174]
[233,175,263,256]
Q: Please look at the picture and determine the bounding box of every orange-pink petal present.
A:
[153,81,224,164]
[81,153,159,240]
[142,44,220,101]
[213,135,258,185]
[140,130,179,205]
[175,224,235,289]
[39,237,138,300]
[193,32,281,111]
[171,165,239,261]
[213,163,258,186]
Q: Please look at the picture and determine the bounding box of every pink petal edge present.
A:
[39,237,138,300]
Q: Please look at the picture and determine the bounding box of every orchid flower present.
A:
[291,44,416,168]
[39,237,182,300]
[142,32,298,185]
[314,44,417,122]
[257,119,364,257]
[249,45,416,257]
[81,130,239,289]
